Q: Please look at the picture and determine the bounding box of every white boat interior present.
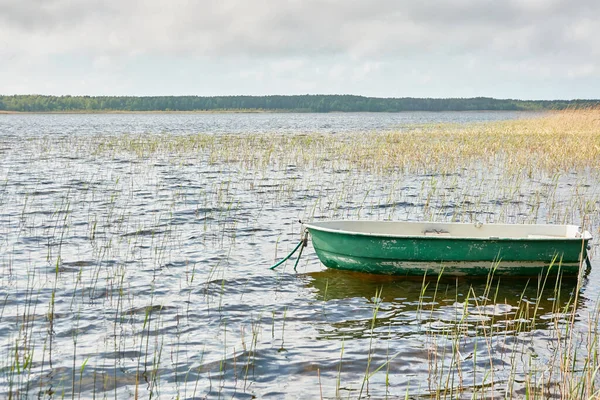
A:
[304,221,592,240]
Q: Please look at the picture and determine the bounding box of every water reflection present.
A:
[305,269,583,339]
[300,269,591,398]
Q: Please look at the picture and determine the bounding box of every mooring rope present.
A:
[269,231,309,271]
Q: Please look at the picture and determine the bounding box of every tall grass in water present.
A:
[349,269,600,399]
[43,108,600,176]
[0,109,598,398]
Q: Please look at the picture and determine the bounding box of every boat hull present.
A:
[305,221,591,276]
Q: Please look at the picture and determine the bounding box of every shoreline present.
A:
[0,109,281,115]
[0,109,542,115]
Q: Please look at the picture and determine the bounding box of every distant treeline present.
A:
[1,95,598,113]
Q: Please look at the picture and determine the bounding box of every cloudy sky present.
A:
[1,0,598,99]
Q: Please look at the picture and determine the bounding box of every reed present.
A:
[0,109,598,398]
[30,108,599,177]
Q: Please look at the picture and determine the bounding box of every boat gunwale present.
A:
[303,221,593,242]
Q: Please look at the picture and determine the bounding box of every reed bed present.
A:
[0,109,599,398]
[30,108,600,176]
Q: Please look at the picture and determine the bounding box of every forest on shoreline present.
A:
[1,94,598,113]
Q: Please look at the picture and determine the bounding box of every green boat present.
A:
[303,221,592,276]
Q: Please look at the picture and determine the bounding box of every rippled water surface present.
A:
[0,110,535,137]
[0,112,598,399]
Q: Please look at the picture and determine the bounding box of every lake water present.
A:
[0,110,535,137]
[0,112,597,399]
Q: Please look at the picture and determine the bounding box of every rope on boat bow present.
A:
[269,229,309,272]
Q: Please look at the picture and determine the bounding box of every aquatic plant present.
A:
[0,109,598,398]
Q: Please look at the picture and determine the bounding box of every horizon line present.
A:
[2,94,600,102]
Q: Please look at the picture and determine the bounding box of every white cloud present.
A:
[567,64,596,78]
[0,0,598,97]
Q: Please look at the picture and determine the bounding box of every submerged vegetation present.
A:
[1,94,599,113]
[0,109,599,398]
